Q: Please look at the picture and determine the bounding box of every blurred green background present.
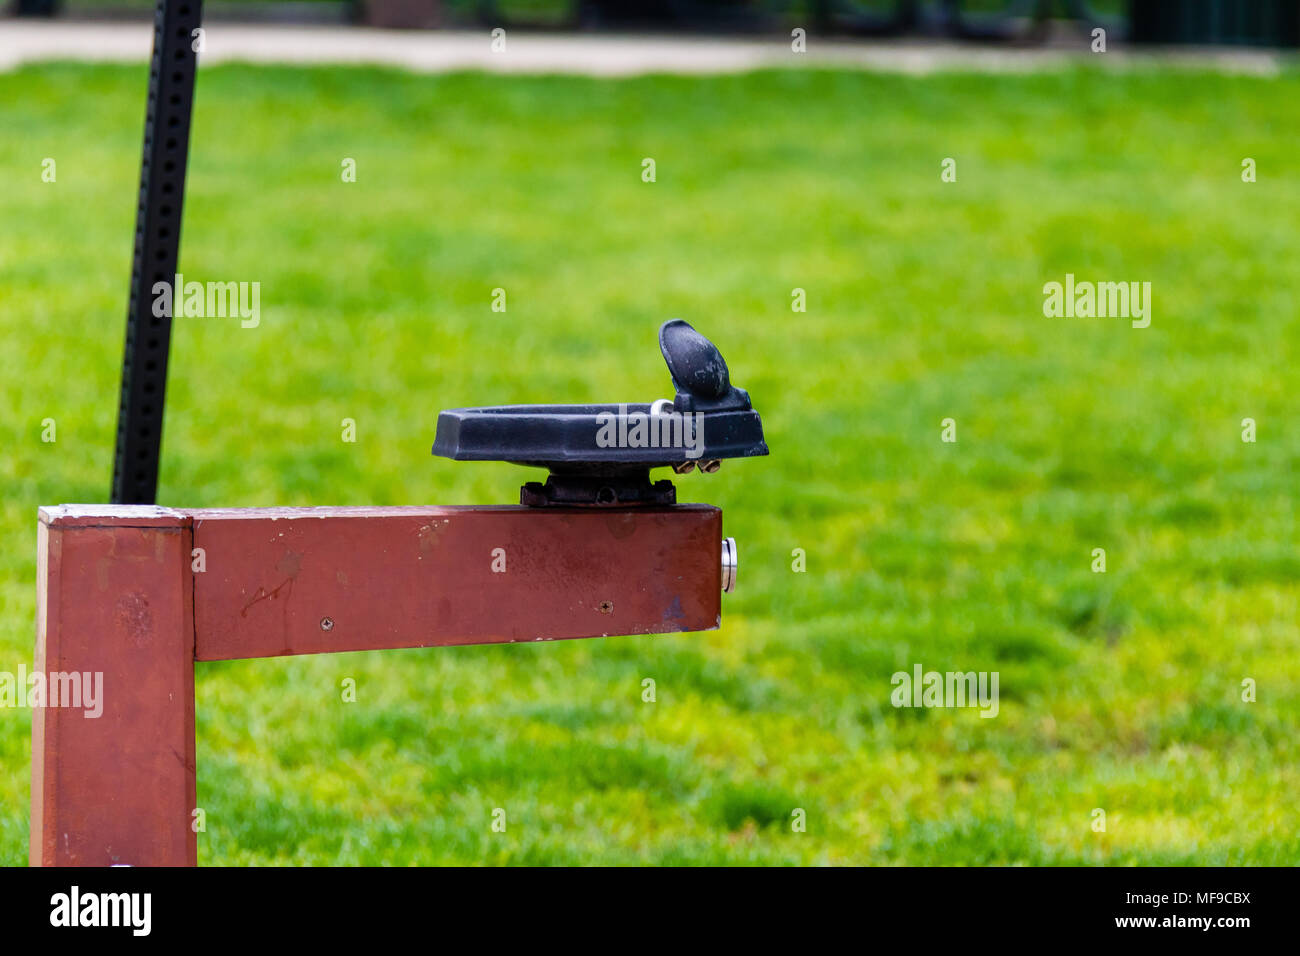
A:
[2,60,1298,864]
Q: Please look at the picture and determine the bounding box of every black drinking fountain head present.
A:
[432,319,768,506]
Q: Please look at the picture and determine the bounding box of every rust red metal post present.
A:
[32,506,197,866]
[191,504,721,660]
[32,503,722,866]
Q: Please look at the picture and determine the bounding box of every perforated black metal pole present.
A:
[111,0,204,504]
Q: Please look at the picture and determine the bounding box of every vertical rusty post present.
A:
[31,506,197,866]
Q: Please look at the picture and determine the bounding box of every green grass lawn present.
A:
[2,60,1298,865]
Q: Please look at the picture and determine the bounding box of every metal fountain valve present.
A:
[432,319,768,592]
